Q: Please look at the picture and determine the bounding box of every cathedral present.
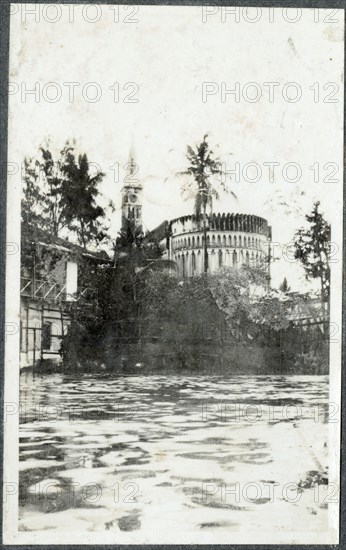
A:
[121,154,272,279]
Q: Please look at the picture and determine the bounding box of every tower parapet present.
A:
[168,213,271,238]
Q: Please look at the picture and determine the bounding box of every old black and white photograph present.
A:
[3,3,343,544]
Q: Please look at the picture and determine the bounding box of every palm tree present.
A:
[179,135,223,273]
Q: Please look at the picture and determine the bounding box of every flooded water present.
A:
[19,372,330,542]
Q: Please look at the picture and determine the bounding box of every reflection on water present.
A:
[19,372,329,539]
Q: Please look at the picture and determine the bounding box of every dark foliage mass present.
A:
[22,141,107,247]
[293,201,331,308]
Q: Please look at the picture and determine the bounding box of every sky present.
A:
[8,5,344,290]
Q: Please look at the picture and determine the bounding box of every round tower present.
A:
[168,213,272,280]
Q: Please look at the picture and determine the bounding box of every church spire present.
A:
[127,144,137,178]
[121,145,143,230]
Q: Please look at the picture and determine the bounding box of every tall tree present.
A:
[39,145,70,236]
[293,202,331,317]
[179,135,224,273]
[21,141,107,247]
[61,148,106,247]
[21,157,47,229]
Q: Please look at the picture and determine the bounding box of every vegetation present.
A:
[59,147,107,247]
[60,217,169,368]
[22,141,107,247]
[279,277,290,293]
[60,255,328,374]
[293,202,331,315]
[180,135,222,218]
[179,135,231,273]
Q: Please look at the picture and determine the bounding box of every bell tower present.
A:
[121,148,143,230]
